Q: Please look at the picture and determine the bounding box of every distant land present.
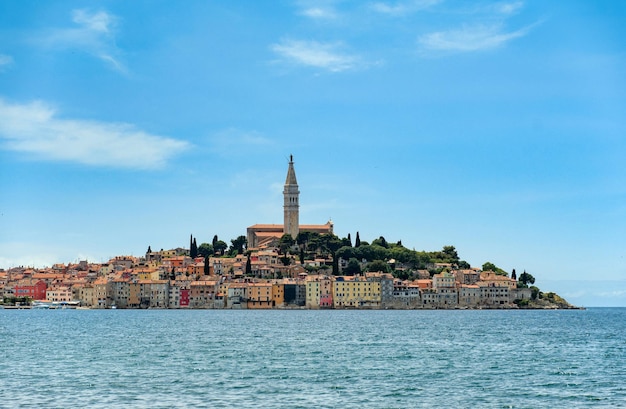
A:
[1,157,577,310]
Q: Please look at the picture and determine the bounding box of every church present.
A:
[246,155,333,249]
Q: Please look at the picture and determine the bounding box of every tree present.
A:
[190,237,198,259]
[198,243,214,258]
[279,234,295,252]
[355,232,361,248]
[482,261,508,276]
[519,270,535,285]
[229,235,247,255]
[372,236,389,248]
[458,260,471,269]
[442,245,459,264]
[367,259,391,273]
[212,235,218,248]
[213,240,228,256]
[347,233,352,247]
[147,245,152,254]
[511,269,517,280]
[530,285,540,300]
[344,258,362,276]
[204,256,210,276]
[245,255,252,276]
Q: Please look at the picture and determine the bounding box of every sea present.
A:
[1,308,625,408]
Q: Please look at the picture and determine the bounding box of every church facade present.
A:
[246,156,333,249]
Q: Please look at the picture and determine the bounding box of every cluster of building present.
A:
[0,249,531,309]
[0,156,532,310]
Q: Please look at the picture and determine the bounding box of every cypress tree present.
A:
[204,255,210,276]
[355,232,361,248]
[246,255,252,276]
[347,233,352,247]
[511,269,517,280]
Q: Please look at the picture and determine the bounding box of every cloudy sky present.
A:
[1,1,624,306]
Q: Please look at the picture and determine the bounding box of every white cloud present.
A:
[296,0,340,20]
[418,23,533,52]
[300,7,337,19]
[495,1,524,15]
[271,39,360,72]
[0,54,13,69]
[370,0,441,16]
[39,9,126,73]
[0,98,189,169]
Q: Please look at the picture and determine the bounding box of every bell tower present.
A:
[283,154,300,239]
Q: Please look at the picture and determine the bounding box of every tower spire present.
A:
[283,154,300,239]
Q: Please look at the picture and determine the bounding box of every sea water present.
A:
[1,308,625,408]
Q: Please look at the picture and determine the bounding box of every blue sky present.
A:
[1,1,624,306]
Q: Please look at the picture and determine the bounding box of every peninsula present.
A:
[1,157,575,310]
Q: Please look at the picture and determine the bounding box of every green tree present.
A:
[212,235,218,248]
[530,286,540,300]
[482,261,508,276]
[511,269,517,280]
[229,235,247,255]
[519,270,535,285]
[367,259,391,273]
[344,258,362,276]
[198,243,214,258]
[245,255,252,276]
[442,245,459,264]
[355,231,361,248]
[372,236,389,248]
[213,240,228,256]
[279,234,295,252]
[204,255,210,275]
[458,260,471,269]
[191,237,198,258]
[336,246,355,261]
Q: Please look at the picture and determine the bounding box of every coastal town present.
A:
[1,157,569,310]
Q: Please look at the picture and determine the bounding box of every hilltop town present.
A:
[1,157,573,310]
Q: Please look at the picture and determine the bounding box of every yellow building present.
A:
[305,275,334,309]
[333,277,381,308]
[247,282,274,309]
[272,281,285,307]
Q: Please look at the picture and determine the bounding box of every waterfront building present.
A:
[333,276,381,309]
[247,282,274,309]
[458,284,481,307]
[305,275,334,309]
[13,279,47,300]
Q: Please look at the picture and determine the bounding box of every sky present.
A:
[0,0,624,307]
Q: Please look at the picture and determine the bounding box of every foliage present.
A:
[245,255,252,276]
[229,235,247,255]
[371,236,389,248]
[213,240,228,256]
[355,232,361,248]
[530,286,540,300]
[367,259,391,273]
[2,296,32,305]
[519,270,535,285]
[204,256,210,275]
[198,243,214,258]
[482,261,508,276]
[344,258,362,276]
